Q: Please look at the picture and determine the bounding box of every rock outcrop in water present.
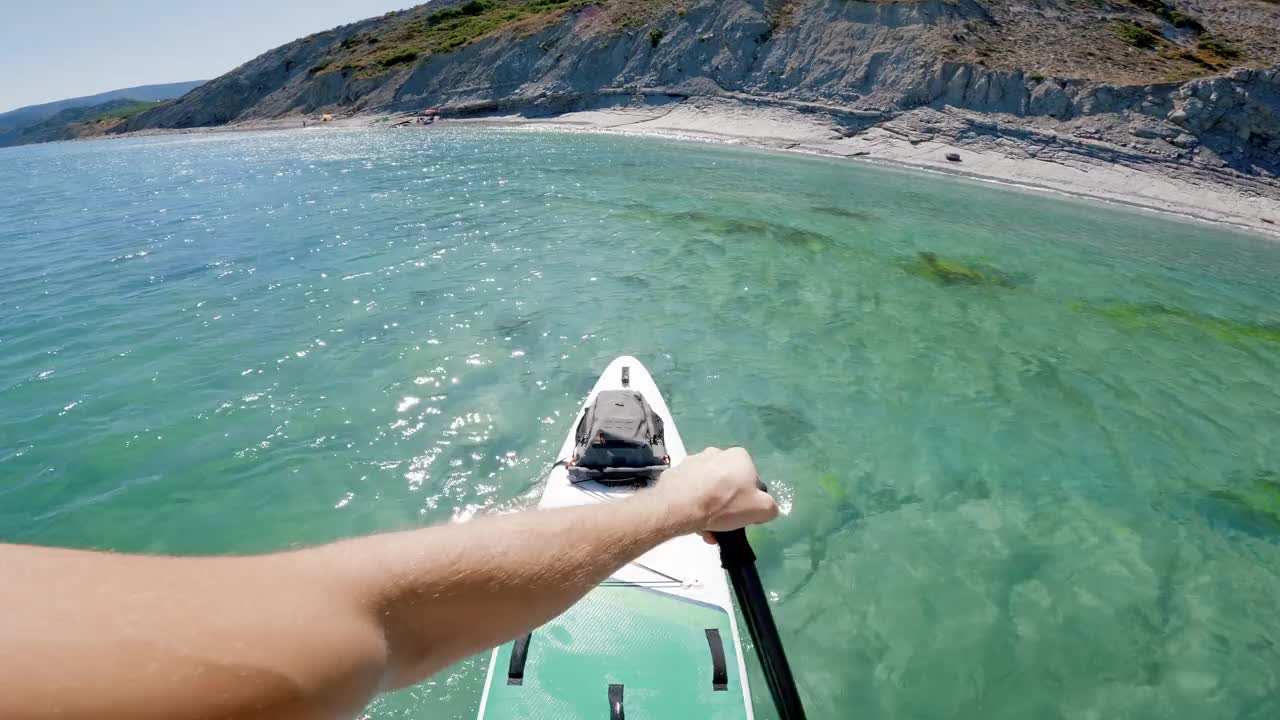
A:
[114,0,1280,191]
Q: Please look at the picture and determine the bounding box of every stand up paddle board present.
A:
[476,356,754,720]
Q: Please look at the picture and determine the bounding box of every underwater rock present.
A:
[817,470,849,505]
[901,251,1021,288]
[664,210,834,252]
[1080,302,1280,344]
[810,205,879,222]
[1207,470,1280,529]
[753,402,817,451]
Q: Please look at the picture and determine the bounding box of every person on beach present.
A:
[0,447,777,720]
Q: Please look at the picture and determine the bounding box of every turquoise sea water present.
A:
[2,128,1279,719]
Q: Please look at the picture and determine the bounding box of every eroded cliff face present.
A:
[911,62,1280,175]
[121,0,1279,178]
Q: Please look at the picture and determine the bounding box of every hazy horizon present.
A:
[0,0,421,113]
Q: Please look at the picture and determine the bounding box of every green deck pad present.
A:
[482,585,750,720]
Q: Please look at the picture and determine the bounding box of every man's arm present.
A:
[0,447,777,720]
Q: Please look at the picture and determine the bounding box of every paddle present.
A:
[714,527,808,720]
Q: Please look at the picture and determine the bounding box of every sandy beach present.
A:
[445,97,1280,239]
[105,97,1280,239]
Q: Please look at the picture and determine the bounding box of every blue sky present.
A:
[0,1,422,112]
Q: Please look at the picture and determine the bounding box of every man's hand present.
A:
[654,447,780,542]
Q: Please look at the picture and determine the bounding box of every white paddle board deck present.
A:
[476,356,753,719]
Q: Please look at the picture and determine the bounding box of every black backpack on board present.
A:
[569,390,669,484]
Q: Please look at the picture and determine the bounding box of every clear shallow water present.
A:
[2,128,1280,719]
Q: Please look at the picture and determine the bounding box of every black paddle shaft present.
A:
[714,528,808,720]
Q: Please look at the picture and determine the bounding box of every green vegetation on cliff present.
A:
[5,98,168,146]
[1111,21,1165,50]
[313,0,598,77]
[1105,0,1250,75]
[91,101,164,122]
[1128,0,1204,32]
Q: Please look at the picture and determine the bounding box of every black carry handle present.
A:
[714,527,808,720]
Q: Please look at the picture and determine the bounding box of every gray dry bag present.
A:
[570,390,669,484]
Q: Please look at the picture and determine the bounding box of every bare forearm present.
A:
[0,496,693,720]
[316,486,700,686]
[0,546,387,720]
[0,447,776,720]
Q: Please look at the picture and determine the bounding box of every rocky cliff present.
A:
[120,0,1280,180]
[6,98,165,146]
[0,80,203,148]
